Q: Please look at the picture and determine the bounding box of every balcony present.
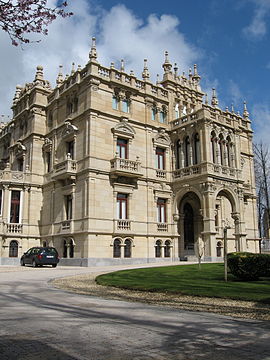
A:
[173,162,241,181]
[5,223,23,234]
[114,219,132,232]
[51,158,77,181]
[0,169,31,184]
[157,223,168,232]
[156,169,167,179]
[110,157,143,178]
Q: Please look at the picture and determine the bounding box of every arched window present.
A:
[155,240,162,258]
[182,104,187,115]
[42,241,47,247]
[219,134,224,165]
[184,136,190,167]
[9,240,18,257]
[175,140,181,169]
[164,240,171,257]
[124,239,132,258]
[193,133,200,165]
[63,240,67,258]
[211,131,217,164]
[160,107,167,124]
[113,239,121,258]
[226,136,232,167]
[216,241,222,257]
[175,104,179,119]
[151,105,157,121]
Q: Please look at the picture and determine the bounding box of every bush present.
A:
[227,252,270,281]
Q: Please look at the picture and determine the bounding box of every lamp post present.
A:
[223,220,231,282]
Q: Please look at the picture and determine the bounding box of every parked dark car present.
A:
[20,247,60,267]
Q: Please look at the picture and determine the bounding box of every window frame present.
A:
[156,147,165,170]
[157,198,167,223]
[117,193,128,220]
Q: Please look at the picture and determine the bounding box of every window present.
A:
[156,147,165,170]
[117,138,128,159]
[112,96,119,110]
[9,240,18,257]
[65,195,73,220]
[155,240,162,258]
[175,140,181,170]
[160,108,167,123]
[122,99,130,113]
[211,132,217,164]
[17,158,23,172]
[66,140,75,159]
[184,137,190,167]
[157,198,166,223]
[117,193,128,219]
[46,152,51,173]
[113,239,121,258]
[193,133,200,165]
[63,240,67,258]
[124,239,132,258]
[175,104,179,119]
[10,190,21,223]
[0,189,3,215]
[164,240,171,257]
[151,106,157,121]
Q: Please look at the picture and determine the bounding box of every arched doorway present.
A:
[178,191,202,258]
[9,240,18,257]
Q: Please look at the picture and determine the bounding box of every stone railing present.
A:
[52,158,77,180]
[157,223,168,232]
[173,165,201,179]
[61,220,72,231]
[0,170,31,183]
[6,223,23,234]
[115,219,132,232]
[156,169,167,179]
[110,157,142,177]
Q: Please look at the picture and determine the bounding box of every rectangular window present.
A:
[46,152,51,173]
[156,147,165,170]
[10,190,21,223]
[122,99,130,113]
[157,198,166,223]
[0,189,2,215]
[117,193,128,219]
[65,195,73,220]
[66,140,75,159]
[112,96,119,110]
[17,158,23,172]
[117,138,128,159]
[160,111,166,124]
[151,107,157,121]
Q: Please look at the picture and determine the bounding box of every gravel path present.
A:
[52,272,270,321]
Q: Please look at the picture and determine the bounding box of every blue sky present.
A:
[0,0,270,142]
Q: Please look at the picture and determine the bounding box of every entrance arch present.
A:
[178,191,202,258]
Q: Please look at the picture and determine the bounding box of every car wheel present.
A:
[32,259,37,268]
[52,264,57,268]
[20,259,25,266]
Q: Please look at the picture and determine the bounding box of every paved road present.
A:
[0,264,270,360]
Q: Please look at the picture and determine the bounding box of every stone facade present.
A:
[0,39,259,265]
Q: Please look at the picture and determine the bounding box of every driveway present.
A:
[0,264,270,360]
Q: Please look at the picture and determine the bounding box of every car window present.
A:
[41,248,57,255]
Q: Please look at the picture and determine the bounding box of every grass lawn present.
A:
[96,263,270,303]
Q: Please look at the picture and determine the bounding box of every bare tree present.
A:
[0,0,72,46]
[253,142,270,246]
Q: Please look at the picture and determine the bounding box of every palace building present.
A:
[0,38,259,265]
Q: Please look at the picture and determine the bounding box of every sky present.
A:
[0,0,270,142]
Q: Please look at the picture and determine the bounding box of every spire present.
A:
[231,103,235,113]
[56,65,64,85]
[120,59,125,72]
[174,63,178,79]
[71,62,75,75]
[142,58,150,80]
[189,67,192,80]
[130,69,135,76]
[89,36,98,62]
[211,88,218,107]
[243,101,249,119]
[13,85,22,105]
[162,51,172,74]
[110,62,115,69]
[156,74,160,85]
[34,65,44,82]
[205,93,209,105]
[193,64,201,84]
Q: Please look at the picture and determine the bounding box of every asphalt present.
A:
[0,264,270,360]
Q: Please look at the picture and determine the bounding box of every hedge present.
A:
[227,252,270,281]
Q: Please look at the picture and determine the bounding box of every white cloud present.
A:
[0,1,201,116]
[252,103,270,143]
[228,79,244,108]
[243,0,270,40]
